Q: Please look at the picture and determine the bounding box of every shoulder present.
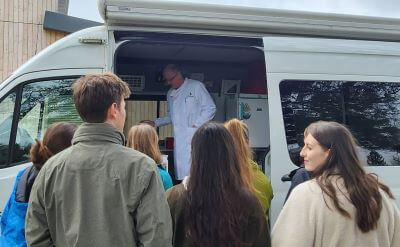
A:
[167,88,173,96]
[114,145,153,162]
[293,168,312,180]
[380,188,399,215]
[167,184,185,199]
[288,180,323,204]
[291,168,312,187]
[166,184,186,208]
[251,162,272,190]
[187,79,205,89]
[235,187,264,213]
[113,147,159,182]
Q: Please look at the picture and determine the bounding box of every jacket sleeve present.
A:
[272,182,316,247]
[193,82,216,127]
[25,168,53,247]
[134,164,173,247]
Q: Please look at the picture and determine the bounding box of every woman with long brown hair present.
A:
[167,122,270,247]
[127,124,173,190]
[224,118,273,215]
[272,121,400,247]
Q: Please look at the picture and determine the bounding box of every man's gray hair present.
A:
[163,64,180,74]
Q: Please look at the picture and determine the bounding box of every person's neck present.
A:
[174,78,185,89]
[105,119,122,131]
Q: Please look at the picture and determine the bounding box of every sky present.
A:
[69,0,400,23]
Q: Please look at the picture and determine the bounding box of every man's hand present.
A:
[140,120,156,127]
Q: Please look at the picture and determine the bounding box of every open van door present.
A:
[0,26,107,218]
[263,37,400,224]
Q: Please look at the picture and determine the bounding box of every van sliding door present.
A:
[263,36,400,225]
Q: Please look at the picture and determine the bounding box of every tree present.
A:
[367,150,387,166]
[392,145,400,166]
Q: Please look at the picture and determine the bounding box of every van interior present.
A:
[114,32,270,180]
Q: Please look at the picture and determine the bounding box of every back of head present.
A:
[186,122,256,246]
[73,73,131,123]
[163,64,180,75]
[305,121,393,232]
[30,122,77,170]
[127,124,162,164]
[224,118,254,192]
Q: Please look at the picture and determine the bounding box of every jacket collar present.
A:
[72,123,125,146]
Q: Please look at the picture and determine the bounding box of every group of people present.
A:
[0,69,399,247]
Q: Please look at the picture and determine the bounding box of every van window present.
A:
[280,80,400,166]
[12,79,82,164]
[0,92,16,167]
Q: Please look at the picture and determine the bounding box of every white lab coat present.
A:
[155,78,216,180]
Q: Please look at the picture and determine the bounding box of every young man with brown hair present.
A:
[25,73,172,247]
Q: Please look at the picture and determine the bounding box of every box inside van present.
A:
[1,0,400,224]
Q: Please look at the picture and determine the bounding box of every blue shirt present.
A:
[0,169,28,247]
[157,165,173,191]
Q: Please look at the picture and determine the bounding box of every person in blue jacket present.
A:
[127,124,173,190]
[0,122,77,247]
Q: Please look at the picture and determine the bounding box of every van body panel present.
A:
[263,37,400,76]
[264,37,400,225]
[0,26,108,92]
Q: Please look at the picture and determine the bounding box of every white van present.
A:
[1,0,400,224]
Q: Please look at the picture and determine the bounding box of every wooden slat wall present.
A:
[0,0,67,82]
[158,101,173,140]
[124,101,173,140]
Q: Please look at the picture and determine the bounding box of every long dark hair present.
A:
[185,122,260,246]
[30,122,77,170]
[305,121,394,232]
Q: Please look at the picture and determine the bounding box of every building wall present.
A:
[0,0,67,82]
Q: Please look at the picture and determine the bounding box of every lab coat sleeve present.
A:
[155,115,172,128]
[193,82,216,127]
[25,168,54,247]
[155,91,172,127]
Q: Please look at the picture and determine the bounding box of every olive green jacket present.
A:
[25,123,172,247]
[251,160,274,215]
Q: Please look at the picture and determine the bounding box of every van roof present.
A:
[98,0,400,41]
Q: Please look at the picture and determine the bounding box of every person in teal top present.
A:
[158,165,173,190]
[128,124,173,190]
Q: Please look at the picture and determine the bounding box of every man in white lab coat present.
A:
[149,64,216,181]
